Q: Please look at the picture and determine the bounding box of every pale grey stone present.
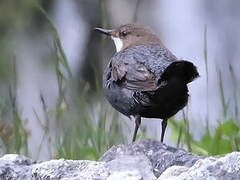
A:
[0,154,35,180]
[32,159,109,180]
[158,152,240,180]
[0,140,240,180]
[100,139,203,177]
[105,154,156,180]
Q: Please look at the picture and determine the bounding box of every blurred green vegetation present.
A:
[0,4,125,160]
[0,3,239,160]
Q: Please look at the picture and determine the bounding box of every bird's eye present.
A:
[120,31,129,37]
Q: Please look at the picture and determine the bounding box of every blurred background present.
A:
[0,0,239,160]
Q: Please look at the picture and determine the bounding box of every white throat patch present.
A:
[111,37,123,52]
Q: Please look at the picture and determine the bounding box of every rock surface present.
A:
[0,139,239,180]
[0,154,35,180]
[158,152,240,180]
[99,139,203,177]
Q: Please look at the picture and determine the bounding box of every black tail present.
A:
[161,60,199,84]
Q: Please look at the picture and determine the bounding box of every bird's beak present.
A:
[94,27,113,36]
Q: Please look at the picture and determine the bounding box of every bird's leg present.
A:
[132,115,141,142]
[161,119,168,143]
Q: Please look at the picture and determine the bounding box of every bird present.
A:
[95,24,199,143]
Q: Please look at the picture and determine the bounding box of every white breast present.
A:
[111,37,123,52]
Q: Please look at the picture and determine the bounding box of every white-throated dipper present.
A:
[95,24,199,143]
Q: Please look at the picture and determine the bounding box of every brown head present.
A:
[95,24,163,52]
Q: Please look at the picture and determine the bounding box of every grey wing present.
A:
[109,45,176,92]
[111,59,157,91]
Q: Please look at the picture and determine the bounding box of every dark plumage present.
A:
[95,24,199,143]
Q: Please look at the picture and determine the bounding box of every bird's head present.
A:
[95,24,163,52]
